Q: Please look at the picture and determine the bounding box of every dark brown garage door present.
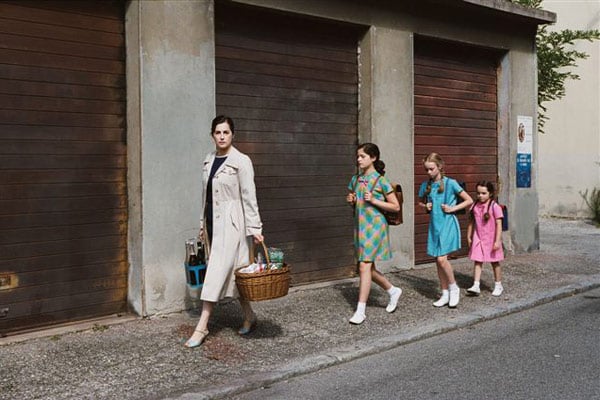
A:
[414,38,500,264]
[0,1,127,334]
[215,4,361,284]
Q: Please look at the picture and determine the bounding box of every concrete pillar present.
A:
[360,27,415,269]
[126,0,215,315]
[511,47,539,252]
[497,52,513,253]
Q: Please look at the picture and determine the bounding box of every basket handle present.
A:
[249,240,270,265]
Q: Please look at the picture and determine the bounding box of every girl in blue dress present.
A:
[418,153,473,308]
[346,143,402,324]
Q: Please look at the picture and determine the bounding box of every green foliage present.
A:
[511,0,600,133]
[579,188,600,224]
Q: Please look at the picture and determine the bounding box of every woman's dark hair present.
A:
[211,115,235,135]
[470,180,496,222]
[358,142,386,175]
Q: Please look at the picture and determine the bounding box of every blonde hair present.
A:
[423,152,445,196]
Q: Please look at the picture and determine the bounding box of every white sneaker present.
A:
[433,294,449,307]
[449,287,460,308]
[386,287,402,313]
[349,311,366,325]
[466,284,481,295]
[492,284,504,297]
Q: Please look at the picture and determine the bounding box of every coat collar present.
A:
[204,146,243,169]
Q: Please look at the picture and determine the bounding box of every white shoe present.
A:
[449,287,460,308]
[466,284,481,295]
[386,287,402,313]
[492,284,504,297]
[433,294,449,307]
[349,311,366,325]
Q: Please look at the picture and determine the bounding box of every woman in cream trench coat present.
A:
[200,146,262,301]
[185,115,263,348]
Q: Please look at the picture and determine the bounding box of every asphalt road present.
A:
[232,288,600,400]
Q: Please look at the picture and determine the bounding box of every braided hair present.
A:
[470,181,496,223]
[423,152,445,196]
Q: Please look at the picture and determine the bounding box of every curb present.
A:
[164,275,600,400]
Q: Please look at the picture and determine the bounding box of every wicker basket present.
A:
[235,242,291,301]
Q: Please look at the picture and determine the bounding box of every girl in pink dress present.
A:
[466,181,504,297]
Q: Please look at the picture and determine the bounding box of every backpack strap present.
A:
[443,177,454,205]
[491,200,504,219]
[372,175,381,194]
[357,174,392,197]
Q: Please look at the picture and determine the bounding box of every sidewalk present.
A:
[1,217,599,400]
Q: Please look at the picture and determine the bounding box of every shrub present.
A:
[580,188,600,224]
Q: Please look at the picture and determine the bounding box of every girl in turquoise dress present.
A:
[418,153,473,308]
[346,143,402,325]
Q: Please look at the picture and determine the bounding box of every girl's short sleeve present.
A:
[491,202,504,220]
[378,175,394,195]
[448,178,464,196]
[418,181,428,198]
[348,175,360,192]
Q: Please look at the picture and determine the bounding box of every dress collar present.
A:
[359,170,379,179]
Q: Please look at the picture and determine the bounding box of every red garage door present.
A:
[0,1,127,334]
[414,38,500,263]
[215,3,362,284]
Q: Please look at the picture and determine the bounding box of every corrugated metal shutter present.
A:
[414,38,499,264]
[215,3,361,284]
[0,0,127,334]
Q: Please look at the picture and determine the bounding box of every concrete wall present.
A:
[511,46,540,252]
[539,0,600,218]
[126,0,215,315]
[125,0,545,314]
[359,27,414,270]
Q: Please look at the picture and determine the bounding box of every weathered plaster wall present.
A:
[360,27,414,270]
[539,0,600,218]
[511,46,540,252]
[126,0,215,315]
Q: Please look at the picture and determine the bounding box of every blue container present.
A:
[185,263,207,288]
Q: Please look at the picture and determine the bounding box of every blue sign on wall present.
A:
[516,153,531,188]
